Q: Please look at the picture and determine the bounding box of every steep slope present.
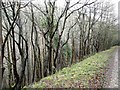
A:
[25,46,117,88]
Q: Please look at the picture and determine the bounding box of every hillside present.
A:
[24,46,117,88]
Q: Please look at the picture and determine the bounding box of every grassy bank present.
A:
[25,46,117,88]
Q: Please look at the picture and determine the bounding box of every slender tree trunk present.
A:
[41,37,44,78]
[7,39,12,88]
[0,0,3,89]
[48,38,53,75]
[71,33,75,64]
[12,27,19,89]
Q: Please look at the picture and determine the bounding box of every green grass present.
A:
[25,46,117,88]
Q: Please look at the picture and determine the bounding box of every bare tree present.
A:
[2,1,30,89]
[1,0,118,89]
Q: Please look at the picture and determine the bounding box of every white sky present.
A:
[3,0,120,16]
[32,0,120,16]
[107,0,119,16]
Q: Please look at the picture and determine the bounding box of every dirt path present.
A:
[108,48,118,88]
[104,47,119,88]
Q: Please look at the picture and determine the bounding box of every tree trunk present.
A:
[48,38,53,75]
[0,0,3,89]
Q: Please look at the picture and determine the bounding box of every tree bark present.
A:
[0,0,3,89]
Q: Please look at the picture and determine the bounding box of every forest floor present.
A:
[26,46,119,88]
[103,46,119,88]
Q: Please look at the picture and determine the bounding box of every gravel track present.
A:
[108,48,118,88]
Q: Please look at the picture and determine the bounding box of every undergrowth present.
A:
[24,46,117,89]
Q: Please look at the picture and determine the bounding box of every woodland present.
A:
[0,0,118,89]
